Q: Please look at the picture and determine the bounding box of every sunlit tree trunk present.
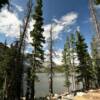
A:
[49,24,53,95]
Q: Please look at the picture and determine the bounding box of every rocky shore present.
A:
[21,89,100,100]
[45,89,100,100]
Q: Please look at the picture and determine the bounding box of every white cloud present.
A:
[60,12,78,25]
[43,24,63,40]
[0,8,22,37]
[66,28,72,33]
[24,43,33,54]
[95,5,100,9]
[10,0,25,12]
[0,7,34,43]
[26,19,35,43]
[46,48,79,66]
[83,17,92,24]
[43,12,78,40]
[53,49,63,65]
[43,12,78,64]
[0,8,78,44]
[14,4,23,12]
[52,49,79,66]
[76,26,80,32]
[0,7,78,63]
[44,49,63,65]
[54,50,79,66]
[27,11,78,44]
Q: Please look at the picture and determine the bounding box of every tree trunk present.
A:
[31,79,35,100]
[49,24,53,95]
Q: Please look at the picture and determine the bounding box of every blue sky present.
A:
[43,0,94,49]
[0,0,96,64]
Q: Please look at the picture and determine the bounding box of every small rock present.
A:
[54,94,59,98]
[76,92,86,96]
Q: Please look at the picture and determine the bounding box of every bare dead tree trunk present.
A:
[72,55,76,91]
[9,1,33,100]
[89,0,100,39]
[49,24,53,96]
[19,0,33,54]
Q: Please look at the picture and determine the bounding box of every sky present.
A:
[0,0,99,65]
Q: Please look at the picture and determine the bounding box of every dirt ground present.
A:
[74,89,100,100]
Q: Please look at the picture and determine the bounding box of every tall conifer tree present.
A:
[62,36,71,92]
[30,0,45,99]
[76,31,94,90]
[70,33,76,91]
[95,0,100,4]
[91,37,100,87]
[0,0,9,9]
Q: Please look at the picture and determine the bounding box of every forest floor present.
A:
[74,89,100,100]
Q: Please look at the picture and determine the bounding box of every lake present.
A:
[35,73,65,97]
[23,73,82,97]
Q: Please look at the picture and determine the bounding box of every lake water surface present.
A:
[35,73,66,97]
[23,73,82,97]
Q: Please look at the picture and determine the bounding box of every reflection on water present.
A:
[35,73,66,97]
[23,73,82,97]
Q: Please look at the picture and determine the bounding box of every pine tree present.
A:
[0,0,32,99]
[0,41,20,100]
[91,37,100,88]
[6,41,20,100]
[0,42,9,99]
[30,0,45,99]
[26,67,31,100]
[0,0,9,9]
[95,0,100,4]
[70,33,76,91]
[25,53,33,100]
[76,31,94,90]
[62,36,71,92]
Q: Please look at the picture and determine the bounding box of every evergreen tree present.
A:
[25,53,33,100]
[62,36,71,92]
[26,67,31,100]
[0,0,32,99]
[0,42,10,99]
[76,31,94,90]
[6,41,21,100]
[30,0,45,99]
[95,0,100,4]
[0,0,9,9]
[91,37,100,87]
[70,33,76,91]
[0,41,21,100]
